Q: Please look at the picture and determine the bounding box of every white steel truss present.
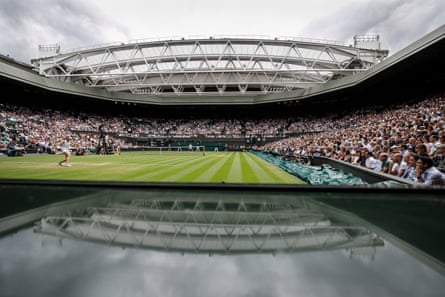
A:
[35,197,383,254]
[32,36,388,96]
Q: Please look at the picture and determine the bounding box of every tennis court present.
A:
[0,151,305,184]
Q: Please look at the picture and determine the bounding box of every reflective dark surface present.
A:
[1,183,444,297]
[1,228,444,297]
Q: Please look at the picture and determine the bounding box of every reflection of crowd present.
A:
[1,93,445,185]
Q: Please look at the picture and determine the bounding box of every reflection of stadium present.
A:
[35,194,383,254]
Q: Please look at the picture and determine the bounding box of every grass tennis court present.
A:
[0,151,305,184]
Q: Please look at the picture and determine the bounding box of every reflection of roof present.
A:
[31,36,388,97]
[35,197,383,254]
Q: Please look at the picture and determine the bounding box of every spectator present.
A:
[379,152,390,174]
[365,150,379,171]
[390,153,407,177]
[416,143,429,158]
[416,156,445,185]
[401,153,420,182]
[432,144,445,172]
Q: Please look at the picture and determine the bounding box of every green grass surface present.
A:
[0,151,305,184]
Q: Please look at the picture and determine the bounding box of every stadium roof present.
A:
[31,35,387,97]
[1,24,445,106]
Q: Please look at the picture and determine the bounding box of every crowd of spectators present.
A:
[1,93,444,185]
[1,105,108,155]
[0,103,348,154]
[260,94,445,185]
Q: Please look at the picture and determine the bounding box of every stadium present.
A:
[1,17,445,296]
[1,26,445,184]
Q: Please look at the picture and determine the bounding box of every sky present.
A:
[0,0,444,63]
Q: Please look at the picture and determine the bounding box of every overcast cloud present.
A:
[0,0,444,62]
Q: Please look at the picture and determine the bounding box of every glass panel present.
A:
[1,184,444,296]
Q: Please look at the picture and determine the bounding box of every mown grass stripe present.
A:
[146,154,218,182]
[176,155,228,182]
[239,153,260,183]
[120,153,197,167]
[244,152,302,183]
[207,152,236,183]
[226,152,243,183]
[119,154,207,181]
[194,153,235,183]
[242,153,276,182]
[119,155,202,181]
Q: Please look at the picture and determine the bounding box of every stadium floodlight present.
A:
[32,36,388,97]
[354,35,381,50]
[38,44,60,58]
